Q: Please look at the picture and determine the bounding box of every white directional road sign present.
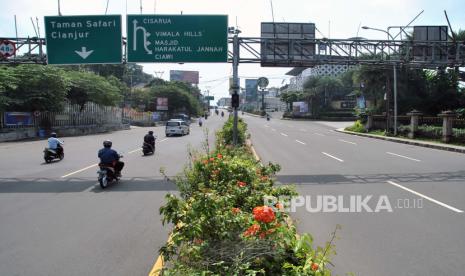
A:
[44,15,122,65]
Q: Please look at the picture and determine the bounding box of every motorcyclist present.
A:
[143,130,156,151]
[266,113,270,121]
[221,111,224,117]
[98,140,124,176]
[47,132,64,155]
[198,117,203,126]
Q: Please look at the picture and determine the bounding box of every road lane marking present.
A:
[61,163,98,178]
[314,133,325,136]
[264,125,269,128]
[386,152,421,162]
[339,139,357,145]
[296,139,306,145]
[387,181,464,213]
[159,138,168,143]
[322,152,344,162]
[300,128,307,132]
[128,148,141,154]
[271,128,276,131]
[280,133,288,137]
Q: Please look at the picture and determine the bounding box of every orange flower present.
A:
[311,263,319,271]
[203,159,209,165]
[231,207,240,214]
[260,176,269,181]
[276,203,284,210]
[217,153,223,159]
[253,206,275,223]
[259,232,267,239]
[237,181,247,187]
[209,157,215,162]
[212,170,220,175]
[243,224,260,237]
[193,238,203,245]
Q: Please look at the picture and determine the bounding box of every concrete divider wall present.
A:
[0,124,130,142]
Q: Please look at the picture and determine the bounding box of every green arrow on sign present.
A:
[127,15,228,63]
[44,15,122,65]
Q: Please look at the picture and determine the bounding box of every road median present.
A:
[336,128,465,154]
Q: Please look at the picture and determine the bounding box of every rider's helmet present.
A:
[50,132,57,138]
[103,140,112,148]
[148,131,154,135]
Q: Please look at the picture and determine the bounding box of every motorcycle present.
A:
[97,155,123,189]
[199,120,203,127]
[266,116,270,121]
[43,146,64,163]
[142,142,155,156]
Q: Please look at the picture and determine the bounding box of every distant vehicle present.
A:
[171,114,191,125]
[165,119,190,136]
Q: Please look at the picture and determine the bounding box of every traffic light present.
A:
[231,93,239,108]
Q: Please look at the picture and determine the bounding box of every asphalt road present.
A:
[244,113,465,276]
[0,114,225,276]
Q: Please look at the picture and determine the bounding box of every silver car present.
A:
[165,120,190,136]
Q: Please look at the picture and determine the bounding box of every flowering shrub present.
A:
[159,119,337,275]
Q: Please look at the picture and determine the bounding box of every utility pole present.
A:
[57,0,62,16]
[229,27,241,146]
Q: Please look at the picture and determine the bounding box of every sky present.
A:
[2,0,465,100]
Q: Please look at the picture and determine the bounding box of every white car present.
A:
[165,120,190,136]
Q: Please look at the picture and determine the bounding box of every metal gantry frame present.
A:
[228,37,465,68]
[1,36,464,67]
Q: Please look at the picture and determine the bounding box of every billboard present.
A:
[413,26,448,62]
[292,102,309,113]
[261,22,316,67]
[4,112,33,126]
[156,97,168,111]
[245,79,258,102]
[170,70,200,84]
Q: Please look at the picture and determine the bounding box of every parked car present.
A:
[165,119,190,136]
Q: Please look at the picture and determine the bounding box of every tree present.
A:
[6,65,68,111]
[0,66,18,111]
[149,85,202,116]
[280,91,302,111]
[66,70,123,110]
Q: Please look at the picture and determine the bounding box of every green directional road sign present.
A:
[127,15,228,63]
[44,15,122,65]
[205,96,215,101]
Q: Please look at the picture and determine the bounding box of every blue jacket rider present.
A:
[98,140,124,175]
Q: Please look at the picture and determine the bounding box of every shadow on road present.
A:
[276,170,465,185]
[0,177,177,193]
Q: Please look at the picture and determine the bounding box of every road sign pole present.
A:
[232,33,240,146]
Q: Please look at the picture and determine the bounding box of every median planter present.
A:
[156,118,337,275]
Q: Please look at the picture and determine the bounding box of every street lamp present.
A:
[362,26,398,135]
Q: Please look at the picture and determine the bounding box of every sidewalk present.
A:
[336,128,465,154]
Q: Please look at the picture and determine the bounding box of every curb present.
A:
[335,128,465,154]
[243,112,264,118]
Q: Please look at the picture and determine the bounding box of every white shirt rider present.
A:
[48,137,63,149]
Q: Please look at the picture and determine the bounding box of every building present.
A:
[217,97,231,108]
[286,64,355,92]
